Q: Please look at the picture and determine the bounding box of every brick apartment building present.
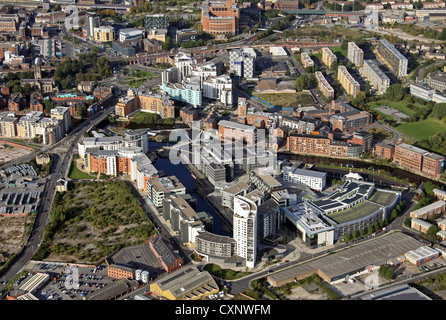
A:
[115,92,175,119]
[394,143,444,179]
[180,107,198,123]
[394,143,426,172]
[201,0,240,35]
[218,119,256,145]
[328,100,372,132]
[287,132,363,158]
[374,142,395,160]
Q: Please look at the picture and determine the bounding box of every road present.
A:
[0,104,115,292]
[374,27,443,44]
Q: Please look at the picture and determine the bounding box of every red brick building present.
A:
[148,236,183,274]
[374,142,395,160]
[107,263,135,280]
[180,107,198,124]
[201,0,240,35]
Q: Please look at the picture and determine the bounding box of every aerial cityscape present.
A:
[1,0,446,308]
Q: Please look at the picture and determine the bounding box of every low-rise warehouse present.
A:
[149,265,219,300]
[267,232,423,287]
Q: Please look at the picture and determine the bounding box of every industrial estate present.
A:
[0,0,446,307]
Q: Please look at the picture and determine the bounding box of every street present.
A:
[0,105,115,292]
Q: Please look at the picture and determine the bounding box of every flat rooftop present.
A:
[268,232,423,285]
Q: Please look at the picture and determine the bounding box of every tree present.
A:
[294,74,315,91]
[385,267,394,280]
[427,225,439,236]
[77,105,88,118]
[439,28,446,41]
[384,84,406,101]
[162,36,172,51]
[391,209,398,220]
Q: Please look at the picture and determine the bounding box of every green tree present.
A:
[391,209,398,220]
[384,84,406,101]
[294,74,316,91]
[162,36,172,51]
[385,267,394,280]
[438,28,446,41]
[427,225,439,236]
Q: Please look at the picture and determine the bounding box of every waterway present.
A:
[279,152,445,187]
[148,142,230,236]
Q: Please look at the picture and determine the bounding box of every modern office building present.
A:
[233,195,257,268]
[410,83,446,103]
[201,0,240,35]
[84,13,100,40]
[93,25,115,42]
[315,71,334,100]
[221,182,249,209]
[194,231,237,263]
[361,60,390,95]
[147,176,186,209]
[144,14,168,30]
[347,42,364,67]
[163,194,213,247]
[162,81,202,108]
[119,28,144,42]
[175,28,198,45]
[321,47,337,68]
[282,167,327,191]
[229,48,256,79]
[338,65,361,98]
[376,39,408,78]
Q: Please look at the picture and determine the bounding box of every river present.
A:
[278,152,445,188]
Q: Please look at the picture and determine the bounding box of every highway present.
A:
[0,103,115,292]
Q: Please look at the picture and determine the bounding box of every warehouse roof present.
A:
[151,265,218,300]
[268,232,422,284]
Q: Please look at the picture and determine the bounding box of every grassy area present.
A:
[253,92,315,108]
[396,118,446,141]
[330,46,347,59]
[368,190,398,207]
[326,201,382,224]
[203,263,251,280]
[124,69,158,88]
[68,159,96,180]
[367,127,392,141]
[367,100,420,118]
[32,181,156,264]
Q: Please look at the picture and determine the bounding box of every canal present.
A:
[279,152,446,188]
[149,142,230,236]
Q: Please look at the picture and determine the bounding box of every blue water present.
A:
[149,142,229,236]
